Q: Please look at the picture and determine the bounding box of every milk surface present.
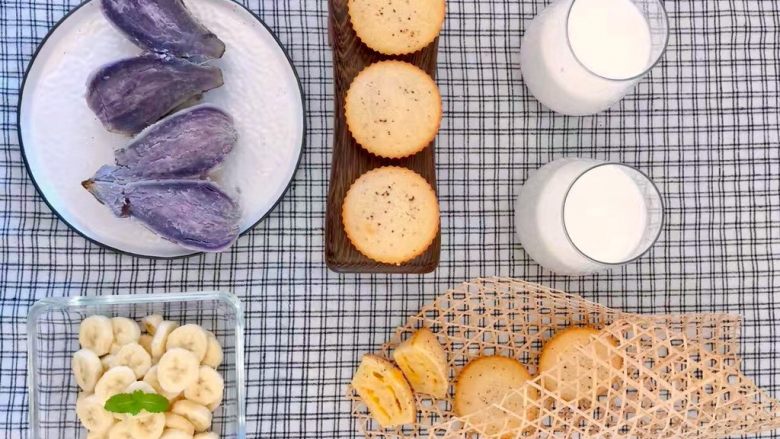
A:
[567,0,652,79]
[563,165,648,263]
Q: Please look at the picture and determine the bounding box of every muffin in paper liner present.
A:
[347,277,780,438]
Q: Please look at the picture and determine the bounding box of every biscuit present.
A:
[348,0,446,55]
[538,326,622,402]
[345,61,442,159]
[393,328,448,398]
[453,356,538,436]
[342,166,439,265]
[351,355,416,427]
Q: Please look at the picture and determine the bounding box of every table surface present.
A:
[1,0,779,438]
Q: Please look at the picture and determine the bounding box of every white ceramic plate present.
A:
[18,0,305,258]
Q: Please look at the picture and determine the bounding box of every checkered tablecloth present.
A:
[1,0,779,437]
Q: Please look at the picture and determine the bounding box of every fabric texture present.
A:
[1,0,779,438]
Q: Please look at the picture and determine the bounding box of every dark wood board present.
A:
[325,0,441,274]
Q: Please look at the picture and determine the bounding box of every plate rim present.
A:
[16,0,307,260]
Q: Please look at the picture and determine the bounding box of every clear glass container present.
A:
[519,0,669,115]
[27,291,246,439]
[515,158,664,275]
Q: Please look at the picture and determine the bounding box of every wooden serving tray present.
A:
[325,0,441,274]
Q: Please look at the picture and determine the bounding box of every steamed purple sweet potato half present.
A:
[101,0,225,60]
[83,178,240,252]
[86,54,223,135]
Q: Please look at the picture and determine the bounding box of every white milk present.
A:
[519,0,654,115]
[515,159,660,275]
[563,165,647,263]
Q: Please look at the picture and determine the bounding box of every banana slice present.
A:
[171,400,212,432]
[128,412,165,439]
[158,348,199,393]
[202,332,223,369]
[144,366,182,401]
[392,328,449,398]
[151,321,179,360]
[107,420,133,439]
[73,348,103,392]
[112,317,141,345]
[139,334,153,355]
[206,400,220,412]
[80,315,114,356]
[77,394,116,433]
[125,380,156,394]
[142,315,164,335]
[94,366,136,402]
[166,324,209,362]
[109,343,123,355]
[114,343,152,378]
[101,354,117,370]
[351,355,416,427]
[183,366,224,406]
[87,430,110,439]
[193,433,218,439]
[160,429,194,439]
[165,413,195,435]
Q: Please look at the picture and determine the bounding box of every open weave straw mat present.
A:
[347,277,780,438]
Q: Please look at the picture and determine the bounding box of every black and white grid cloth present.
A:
[1,0,779,437]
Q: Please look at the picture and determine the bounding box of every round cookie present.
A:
[342,167,439,265]
[348,0,446,55]
[453,356,538,436]
[345,60,442,159]
[538,326,623,402]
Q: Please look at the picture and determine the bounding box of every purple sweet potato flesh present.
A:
[102,105,237,179]
[86,54,224,135]
[101,0,225,60]
[83,179,240,252]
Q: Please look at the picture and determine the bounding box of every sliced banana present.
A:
[151,321,179,360]
[193,433,218,439]
[157,348,200,393]
[87,430,110,439]
[126,380,156,394]
[111,317,141,345]
[142,314,164,335]
[171,400,212,432]
[183,366,224,406]
[80,315,114,356]
[94,366,136,402]
[166,324,209,362]
[76,394,115,433]
[73,348,103,392]
[165,413,195,435]
[107,420,134,439]
[160,429,194,439]
[114,343,152,378]
[207,400,220,412]
[128,412,165,439]
[201,332,223,369]
[101,354,117,370]
[144,366,182,401]
[139,334,153,355]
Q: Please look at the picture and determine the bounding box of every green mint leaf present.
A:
[136,391,170,413]
[104,391,169,416]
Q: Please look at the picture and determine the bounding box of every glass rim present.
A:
[560,161,665,266]
[564,0,670,82]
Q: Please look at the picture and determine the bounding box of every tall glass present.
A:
[519,0,669,115]
[515,158,664,275]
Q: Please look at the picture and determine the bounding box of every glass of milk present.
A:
[515,158,664,275]
[519,0,669,115]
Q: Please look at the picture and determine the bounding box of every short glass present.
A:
[515,158,664,275]
[27,291,246,439]
[519,0,669,115]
